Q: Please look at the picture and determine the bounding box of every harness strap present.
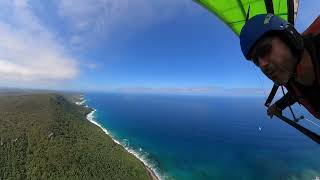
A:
[291,84,320,119]
[264,84,279,107]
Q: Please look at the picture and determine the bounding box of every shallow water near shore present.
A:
[85,92,320,180]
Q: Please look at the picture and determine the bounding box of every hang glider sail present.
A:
[194,0,300,36]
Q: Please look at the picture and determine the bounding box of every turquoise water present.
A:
[85,93,320,180]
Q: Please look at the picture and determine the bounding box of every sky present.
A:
[0,0,319,95]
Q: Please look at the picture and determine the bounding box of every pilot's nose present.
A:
[258,57,270,70]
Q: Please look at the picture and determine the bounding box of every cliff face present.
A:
[0,93,149,180]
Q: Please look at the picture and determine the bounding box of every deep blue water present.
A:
[85,92,320,180]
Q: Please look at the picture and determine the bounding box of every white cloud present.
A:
[0,0,78,87]
[56,0,194,46]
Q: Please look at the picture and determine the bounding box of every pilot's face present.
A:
[252,36,297,85]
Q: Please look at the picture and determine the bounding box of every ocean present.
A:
[84,92,320,180]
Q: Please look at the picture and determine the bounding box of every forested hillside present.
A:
[0,93,149,180]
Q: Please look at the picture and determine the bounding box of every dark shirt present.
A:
[294,81,320,110]
[275,34,320,118]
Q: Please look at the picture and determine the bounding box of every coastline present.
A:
[146,166,159,180]
[82,100,161,180]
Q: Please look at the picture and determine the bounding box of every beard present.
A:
[263,57,296,86]
[271,70,292,85]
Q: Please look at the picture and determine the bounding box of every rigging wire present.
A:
[250,64,268,131]
[280,85,320,130]
[304,117,320,129]
[251,64,268,101]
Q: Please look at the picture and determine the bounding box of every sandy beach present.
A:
[79,98,161,180]
[146,166,159,180]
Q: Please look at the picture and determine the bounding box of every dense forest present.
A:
[0,93,150,179]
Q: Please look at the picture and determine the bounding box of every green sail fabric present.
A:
[195,0,299,36]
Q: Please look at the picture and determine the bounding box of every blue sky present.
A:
[0,0,319,95]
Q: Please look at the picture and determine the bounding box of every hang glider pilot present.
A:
[240,14,320,120]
